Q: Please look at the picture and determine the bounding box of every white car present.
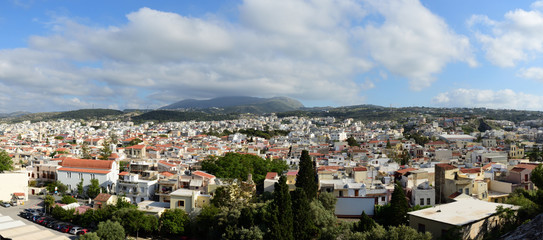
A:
[69,226,82,235]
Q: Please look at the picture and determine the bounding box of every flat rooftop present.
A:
[408,198,518,226]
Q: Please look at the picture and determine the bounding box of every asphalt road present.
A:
[0,195,78,240]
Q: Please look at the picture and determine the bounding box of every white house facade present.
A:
[57,158,118,194]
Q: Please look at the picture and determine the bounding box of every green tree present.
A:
[78,232,100,240]
[531,164,543,189]
[46,181,68,194]
[268,176,293,240]
[296,150,318,200]
[44,194,55,213]
[389,183,409,226]
[201,152,288,186]
[0,150,13,172]
[77,178,84,197]
[113,208,155,238]
[292,188,316,240]
[86,179,101,199]
[318,191,337,212]
[355,211,376,232]
[159,209,190,236]
[346,136,359,147]
[61,195,77,204]
[81,142,92,159]
[99,140,112,160]
[96,220,125,240]
[309,199,337,237]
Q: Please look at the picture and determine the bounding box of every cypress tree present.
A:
[291,188,316,240]
[390,182,409,226]
[355,211,376,232]
[267,176,293,240]
[296,150,318,200]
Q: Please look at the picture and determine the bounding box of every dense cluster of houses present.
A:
[0,115,540,238]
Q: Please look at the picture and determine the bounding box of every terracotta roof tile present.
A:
[58,167,110,174]
[61,158,114,169]
[94,193,111,202]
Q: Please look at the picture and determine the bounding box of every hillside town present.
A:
[1,114,542,239]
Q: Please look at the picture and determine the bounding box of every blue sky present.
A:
[2,0,543,112]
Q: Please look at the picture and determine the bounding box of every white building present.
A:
[411,181,435,207]
[57,158,118,194]
[117,172,157,204]
[0,171,28,202]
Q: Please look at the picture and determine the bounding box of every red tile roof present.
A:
[94,193,112,202]
[515,164,539,170]
[126,145,145,150]
[193,171,215,179]
[396,168,418,175]
[118,171,129,176]
[353,167,368,171]
[160,171,174,177]
[58,167,110,174]
[159,161,176,168]
[436,163,456,170]
[265,172,278,180]
[61,158,114,169]
[13,192,25,197]
[287,171,298,176]
[460,168,481,174]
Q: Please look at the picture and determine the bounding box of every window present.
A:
[67,172,71,178]
[178,200,185,207]
[91,174,95,180]
[79,173,83,179]
[465,188,470,195]
[420,198,424,206]
[381,196,385,202]
[418,224,425,233]
[339,191,343,197]
[427,198,431,205]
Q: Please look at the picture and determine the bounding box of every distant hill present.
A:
[3,109,125,123]
[131,110,238,123]
[0,111,31,118]
[55,109,124,120]
[160,96,304,114]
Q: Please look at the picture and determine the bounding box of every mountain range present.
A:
[160,96,304,114]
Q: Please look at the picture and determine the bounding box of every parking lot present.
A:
[0,195,77,240]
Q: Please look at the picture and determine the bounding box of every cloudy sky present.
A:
[1,0,543,112]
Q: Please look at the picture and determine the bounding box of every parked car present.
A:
[2,202,11,208]
[41,218,54,226]
[76,229,89,236]
[69,226,83,235]
[18,211,28,218]
[53,222,66,231]
[46,220,59,228]
[31,214,43,222]
[60,224,73,233]
[35,216,47,224]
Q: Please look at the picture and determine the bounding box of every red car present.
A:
[60,225,73,233]
[35,217,47,224]
[76,229,89,235]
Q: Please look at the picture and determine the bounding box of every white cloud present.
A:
[433,88,543,110]
[518,67,543,82]
[355,0,476,90]
[361,79,375,90]
[471,4,543,67]
[0,0,475,112]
